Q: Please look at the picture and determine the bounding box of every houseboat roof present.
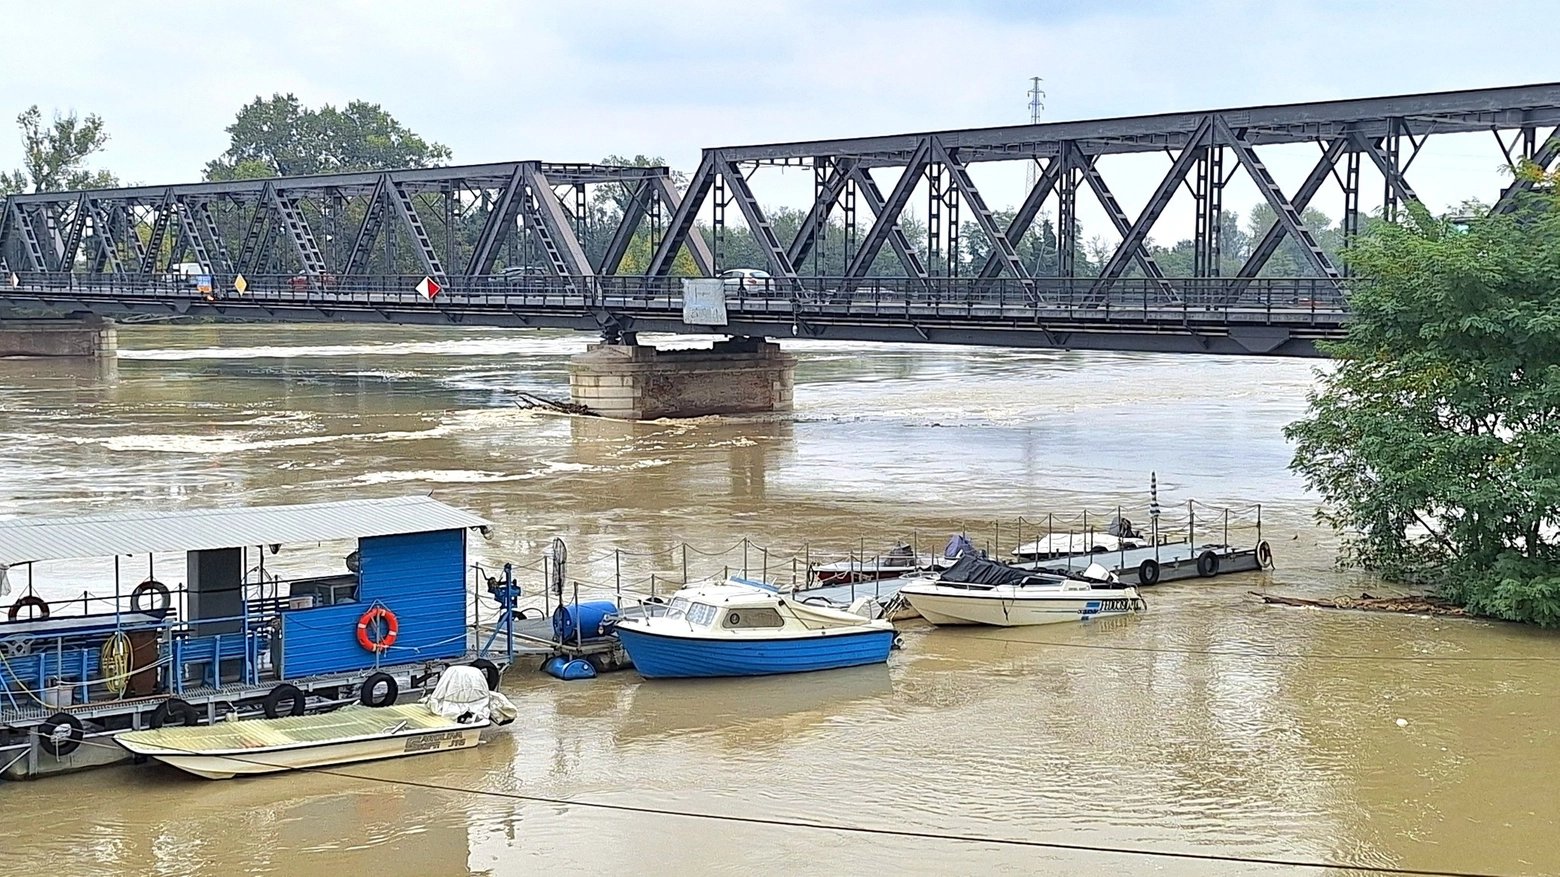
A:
[0,496,490,565]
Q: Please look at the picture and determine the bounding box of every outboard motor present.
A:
[1081,562,1118,585]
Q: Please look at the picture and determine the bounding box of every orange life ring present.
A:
[356,606,399,653]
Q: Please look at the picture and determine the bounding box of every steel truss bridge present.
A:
[2,83,1557,356]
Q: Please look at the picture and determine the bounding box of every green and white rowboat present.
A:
[116,703,487,780]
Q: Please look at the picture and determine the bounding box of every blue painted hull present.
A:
[616,627,895,678]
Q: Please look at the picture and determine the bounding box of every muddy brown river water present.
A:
[0,324,1557,876]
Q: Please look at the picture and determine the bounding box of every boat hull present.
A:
[116,704,488,780]
[901,588,1143,627]
[616,626,895,678]
[131,727,483,779]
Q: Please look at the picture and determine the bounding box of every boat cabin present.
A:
[657,583,789,632]
[645,579,880,636]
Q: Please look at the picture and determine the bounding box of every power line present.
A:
[78,737,1520,877]
[350,773,1519,877]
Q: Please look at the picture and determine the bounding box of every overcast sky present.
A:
[2,0,1555,240]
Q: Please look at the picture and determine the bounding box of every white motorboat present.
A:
[1011,516,1150,561]
[809,535,989,587]
[898,554,1145,627]
[116,666,515,780]
[811,544,926,585]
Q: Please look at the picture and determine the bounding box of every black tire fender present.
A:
[1197,550,1221,578]
[469,659,501,691]
[130,579,172,615]
[7,594,50,622]
[1138,558,1161,586]
[150,698,201,729]
[38,712,84,757]
[360,672,399,707]
[262,683,307,719]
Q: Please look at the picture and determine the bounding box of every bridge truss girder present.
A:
[0,161,694,282]
[644,82,1560,298]
[2,83,1557,302]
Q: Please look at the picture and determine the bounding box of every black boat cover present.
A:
[936,553,1042,587]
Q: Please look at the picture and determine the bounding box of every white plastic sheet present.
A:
[424,665,517,725]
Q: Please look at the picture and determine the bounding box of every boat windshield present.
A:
[661,596,692,619]
[685,602,718,627]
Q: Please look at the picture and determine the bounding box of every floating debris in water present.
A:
[514,392,597,417]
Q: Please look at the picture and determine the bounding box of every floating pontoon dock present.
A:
[1013,540,1267,585]
[0,496,514,780]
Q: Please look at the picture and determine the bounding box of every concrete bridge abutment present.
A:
[0,318,117,358]
[568,337,796,420]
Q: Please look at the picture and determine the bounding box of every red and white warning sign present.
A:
[416,276,441,299]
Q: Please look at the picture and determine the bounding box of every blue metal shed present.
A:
[280,528,470,677]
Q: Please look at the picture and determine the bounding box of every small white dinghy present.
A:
[898,554,1146,627]
[117,666,516,780]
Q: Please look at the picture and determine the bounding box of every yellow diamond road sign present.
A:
[233,274,248,294]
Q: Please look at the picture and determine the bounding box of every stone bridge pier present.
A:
[0,317,117,358]
[568,336,797,420]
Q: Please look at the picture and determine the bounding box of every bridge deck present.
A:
[0,274,1346,356]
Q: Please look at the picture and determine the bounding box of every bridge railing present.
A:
[4,271,1349,325]
[656,275,1349,324]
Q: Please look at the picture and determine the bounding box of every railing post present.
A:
[1119,504,1126,570]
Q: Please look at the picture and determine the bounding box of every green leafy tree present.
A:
[1146,209,1253,277]
[699,208,936,278]
[0,105,118,194]
[204,94,452,180]
[1286,167,1560,625]
[960,209,1064,276]
[1246,204,1345,276]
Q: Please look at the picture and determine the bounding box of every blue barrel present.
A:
[542,656,598,680]
[552,600,618,642]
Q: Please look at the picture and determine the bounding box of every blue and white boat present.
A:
[613,579,897,678]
